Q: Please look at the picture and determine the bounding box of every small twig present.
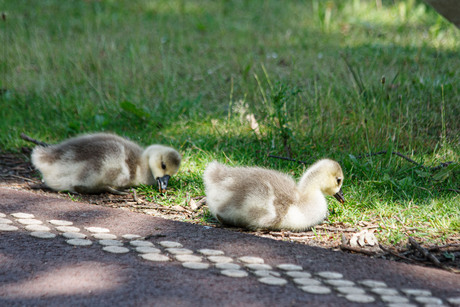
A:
[408,237,453,272]
[20,133,49,147]
[132,188,138,203]
[379,244,416,263]
[339,244,377,256]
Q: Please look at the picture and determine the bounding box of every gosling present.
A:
[203,159,344,231]
[31,133,181,194]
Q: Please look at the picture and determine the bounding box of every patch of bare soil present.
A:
[1,150,459,273]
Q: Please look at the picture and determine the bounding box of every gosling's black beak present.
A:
[333,188,345,204]
[157,175,170,193]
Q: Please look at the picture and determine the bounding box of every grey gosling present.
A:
[31,133,181,194]
[203,159,344,231]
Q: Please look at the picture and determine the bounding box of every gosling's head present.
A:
[144,145,181,193]
[311,159,345,203]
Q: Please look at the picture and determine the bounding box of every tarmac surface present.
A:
[0,187,459,307]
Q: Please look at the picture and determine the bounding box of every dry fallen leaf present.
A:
[350,229,378,247]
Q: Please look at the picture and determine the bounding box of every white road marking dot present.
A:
[300,285,331,294]
[25,225,51,232]
[30,231,56,239]
[386,304,417,307]
[381,296,410,303]
[220,270,248,278]
[182,262,210,270]
[140,253,170,262]
[277,264,302,271]
[159,241,182,248]
[66,239,93,246]
[208,256,233,263]
[293,278,322,286]
[48,220,73,226]
[85,227,110,233]
[93,233,117,240]
[103,246,130,254]
[336,287,366,295]
[323,279,355,287]
[11,213,35,219]
[56,226,80,232]
[98,239,123,246]
[414,296,443,305]
[258,277,287,286]
[238,256,264,264]
[359,280,387,288]
[215,263,241,270]
[344,294,375,303]
[135,246,161,254]
[253,270,281,277]
[0,218,13,224]
[316,271,343,279]
[175,254,202,262]
[62,232,86,239]
[0,213,5,218]
[166,248,193,255]
[122,234,143,240]
[371,288,399,296]
[0,224,18,231]
[447,297,460,305]
[401,289,432,296]
[130,240,154,247]
[245,263,272,271]
[285,271,312,278]
[17,219,42,225]
[198,249,224,256]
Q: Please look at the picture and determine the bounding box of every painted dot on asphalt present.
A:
[285,271,312,278]
[98,239,123,246]
[102,246,130,254]
[56,226,80,233]
[93,233,117,240]
[238,256,264,264]
[447,297,460,305]
[401,289,432,296]
[166,248,193,255]
[130,240,154,247]
[25,225,51,232]
[48,220,73,226]
[215,263,241,270]
[359,280,387,288]
[299,285,331,294]
[17,219,43,225]
[30,231,56,239]
[182,262,210,270]
[135,246,161,254]
[335,287,366,295]
[292,278,322,286]
[258,277,288,286]
[0,218,13,224]
[62,232,86,239]
[381,296,410,303]
[323,279,355,287]
[370,288,399,296]
[175,254,202,262]
[198,249,224,256]
[0,224,18,231]
[122,234,143,240]
[414,296,443,305]
[85,227,110,233]
[159,241,182,248]
[66,239,93,246]
[208,256,233,263]
[277,264,302,271]
[220,270,248,278]
[316,271,343,279]
[245,263,272,271]
[11,212,35,219]
[344,294,375,303]
[0,213,5,218]
[140,253,170,262]
[252,270,281,278]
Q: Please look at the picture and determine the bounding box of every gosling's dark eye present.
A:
[337,177,342,185]
[161,162,166,170]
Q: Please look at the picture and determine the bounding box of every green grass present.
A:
[1,0,458,246]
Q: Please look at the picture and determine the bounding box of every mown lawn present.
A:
[1,0,458,247]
